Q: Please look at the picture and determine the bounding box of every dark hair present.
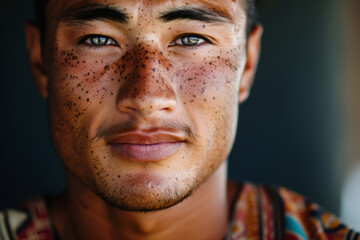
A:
[35,0,259,42]
[245,0,260,36]
[34,0,47,43]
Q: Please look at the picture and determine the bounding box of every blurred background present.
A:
[0,0,359,228]
[339,0,360,228]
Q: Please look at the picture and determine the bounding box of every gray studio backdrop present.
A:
[0,0,343,213]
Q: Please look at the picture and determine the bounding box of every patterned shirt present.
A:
[0,183,359,240]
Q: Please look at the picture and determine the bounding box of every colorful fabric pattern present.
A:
[0,198,55,240]
[227,183,360,240]
[1,184,358,240]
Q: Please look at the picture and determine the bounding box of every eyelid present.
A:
[77,34,120,47]
[169,34,214,47]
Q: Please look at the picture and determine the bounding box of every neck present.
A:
[51,162,236,240]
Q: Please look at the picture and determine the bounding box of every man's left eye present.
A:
[81,35,118,46]
[170,35,209,47]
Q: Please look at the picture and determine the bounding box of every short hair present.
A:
[34,0,259,43]
[245,0,260,36]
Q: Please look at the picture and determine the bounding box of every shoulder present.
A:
[0,197,56,240]
[277,186,359,240]
[228,183,360,240]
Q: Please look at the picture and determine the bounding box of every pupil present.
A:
[99,37,107,44]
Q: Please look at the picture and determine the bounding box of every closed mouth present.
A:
[107,130,185,161]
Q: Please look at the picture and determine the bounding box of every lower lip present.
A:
[109,142,184,161]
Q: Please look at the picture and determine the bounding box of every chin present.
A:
[89,170,199,212]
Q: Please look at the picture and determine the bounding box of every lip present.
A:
[107,131,185,161]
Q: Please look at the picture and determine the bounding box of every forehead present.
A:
[47,0,245,24]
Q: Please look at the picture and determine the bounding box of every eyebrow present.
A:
[159,7,232,24]
[57,4,231,26]
[58,4,128,25]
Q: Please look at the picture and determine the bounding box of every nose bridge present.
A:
[134,44,171,97]
[116,43,177,118]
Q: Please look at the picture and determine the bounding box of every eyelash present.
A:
[170,34,212,47]
[77,34,212,48]
[78,35,119,48]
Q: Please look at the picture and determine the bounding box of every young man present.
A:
[0,0,358,239]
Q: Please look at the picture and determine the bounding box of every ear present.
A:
[25,21,48,99]
[238,24,263,103]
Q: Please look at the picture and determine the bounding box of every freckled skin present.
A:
[28,0,261,239]
[44,0,248,212]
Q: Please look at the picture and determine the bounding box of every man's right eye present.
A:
[78,35,119,47]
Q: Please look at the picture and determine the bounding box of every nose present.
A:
[116,45,177,119]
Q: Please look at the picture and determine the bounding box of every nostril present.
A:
[119,105,137,113]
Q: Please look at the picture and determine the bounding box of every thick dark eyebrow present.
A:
[159,7,232,24]
[57,4,129,25]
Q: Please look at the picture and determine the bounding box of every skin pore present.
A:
[26,0,262,239]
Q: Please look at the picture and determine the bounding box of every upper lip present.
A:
[107,130,185,145]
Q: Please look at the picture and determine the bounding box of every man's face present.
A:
[38,0,251,211]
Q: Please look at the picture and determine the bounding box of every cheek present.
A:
[49,48,120,115]
[175,55,240,110]
[48,48,119,153]
[174,55,240,156]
